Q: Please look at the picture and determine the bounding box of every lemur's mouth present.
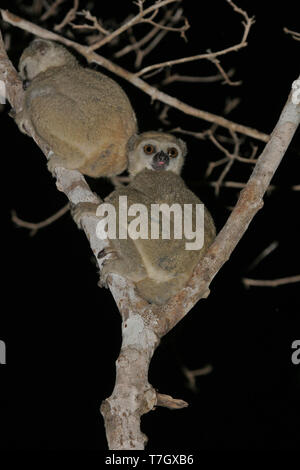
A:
[152,151,169,171]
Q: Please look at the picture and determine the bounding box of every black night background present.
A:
[0,0,299,451]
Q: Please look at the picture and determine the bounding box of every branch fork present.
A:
[0,15,299,449]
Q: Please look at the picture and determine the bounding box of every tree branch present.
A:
[0,9,269,142]
[135,0,254,78]
[87,0,180,51]
[1,21,299,451]
[242,275,300,288]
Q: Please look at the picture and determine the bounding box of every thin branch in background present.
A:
[135,0,255,78]
[54,0,79,31]
[211,130,242,196]
[242,275,300,288]
[114,5,184,67]
[209,55,242,86]
[172,125,218,142]
[18,0,44,16]
[247,240,279,271]
[141,13,189,40]
[0,9,269,142]
[172,98,258,195]
[284,27,300,41]
[115,23,160,59]
[87,0,181,51]
[135,12,185,68]
[40,0,66,21]
[183,364,213,392]
[158,103,171,125]
[156,393,188,409]
[172,97,240,143]
[11,204,70,236]
[160,68,235,86]
[70,10,110,36]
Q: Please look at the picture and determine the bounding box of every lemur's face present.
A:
[128,132,187,176]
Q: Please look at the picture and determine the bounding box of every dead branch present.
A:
[41,0,66,22]
[247,241,279,271]
[70,10,110,36]
[114,6,184,65]
[132,7,186,68]
[242,275,300,288]
[208,56,241,86]
[19,0,44,16]
[54,0,79,31]
[0,9,269,142]
[135,0,254,78]
[11,204,70,236]
[183,364,213,392]
[172,99,258,195]
[160,69,235,86]
[284,27,300,41]
[87,0,181,51]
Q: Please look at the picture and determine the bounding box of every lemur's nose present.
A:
[153,151,169,164]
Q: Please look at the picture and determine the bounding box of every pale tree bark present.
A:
[0,24,299,450]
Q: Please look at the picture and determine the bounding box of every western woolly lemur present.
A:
[16,39,137,177]
[74,131,216,305]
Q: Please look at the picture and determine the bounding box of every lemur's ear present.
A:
[178,138,187,157]
[127,134,139,153]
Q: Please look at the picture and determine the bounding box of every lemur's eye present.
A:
[143,144,155,155]
[168,147,178,158]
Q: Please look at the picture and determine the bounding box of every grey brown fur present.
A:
[16,39,137,177]
[74,132,216,305]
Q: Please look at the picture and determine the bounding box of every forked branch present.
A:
[1,21,299,451]
[0,9,269,142]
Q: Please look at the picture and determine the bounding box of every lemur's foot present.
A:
[98,250,121,288]
[47,154,65,176]
[71,202,99,228]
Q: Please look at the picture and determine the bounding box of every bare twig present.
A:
[11,203,70,236]
[87,0,179,51]
[19,0,44,16]
[134,8,186,68]
[70,10,110,36]
[141,14,189,39]
[183,364,213,392]
[41,0,66,21]
[209,56,241,86]
[243,275,300,288]
[156,393,188,409]
[284,27,300,41]
[247,241,279,271]
[160,69,235,86]
[54,0,79,31]
[115,6,184,64]
[135,1,255,78]
[0,9,269,142]
[173,100,257,194]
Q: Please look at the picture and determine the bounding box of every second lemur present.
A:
[74,131,216,305]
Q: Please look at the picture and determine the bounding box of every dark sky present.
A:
[0,0,299,452]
